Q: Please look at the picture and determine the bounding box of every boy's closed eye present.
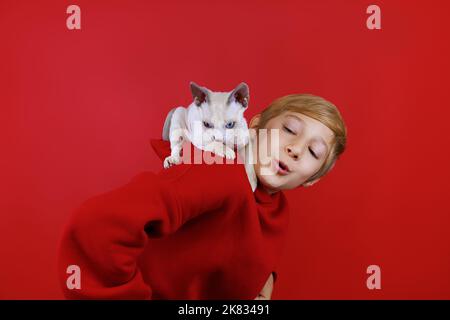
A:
[282,125,295,134]
[308,147,318,159]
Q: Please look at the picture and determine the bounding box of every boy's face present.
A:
[250,111,334,193]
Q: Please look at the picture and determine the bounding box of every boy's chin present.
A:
[257,175,284,192]
[257,174,304,192]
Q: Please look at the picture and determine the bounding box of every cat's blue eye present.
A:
[225,121,236,129]
[203,121,213,129]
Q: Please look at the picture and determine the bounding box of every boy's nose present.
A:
[287,146,299,160]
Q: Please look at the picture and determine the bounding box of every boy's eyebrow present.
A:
[284,114,304,123]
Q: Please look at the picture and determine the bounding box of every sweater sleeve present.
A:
[57,159,247,299]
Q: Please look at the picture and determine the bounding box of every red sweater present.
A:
[57,139,290,299]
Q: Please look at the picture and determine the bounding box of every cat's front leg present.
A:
[163,107,187,169]
[164,136,184,168]
[234,127,250,152]
[163,147,182,168]
[164,128,185,169]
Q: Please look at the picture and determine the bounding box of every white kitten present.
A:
[162,82,257,191]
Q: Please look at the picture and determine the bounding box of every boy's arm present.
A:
[58,171,181,299]
[254,273,275,300]
[58,161,243,299]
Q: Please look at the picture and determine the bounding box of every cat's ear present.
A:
[227,82,249,108]
[190,82,209,106]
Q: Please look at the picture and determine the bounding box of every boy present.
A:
[248,94,346,298]
[57,93,346,300]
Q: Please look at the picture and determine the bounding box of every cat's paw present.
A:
[163,155,181,169]
[213,145,235,160]
[204,142,236,160]
[223,147,236,160]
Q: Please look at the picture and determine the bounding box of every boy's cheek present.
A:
[286,173,308,189]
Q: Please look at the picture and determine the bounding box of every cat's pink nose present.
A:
[212,135,222,142]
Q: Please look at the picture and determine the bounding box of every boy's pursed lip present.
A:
[272,158,290,176]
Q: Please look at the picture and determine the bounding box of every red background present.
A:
[1,0,450,299]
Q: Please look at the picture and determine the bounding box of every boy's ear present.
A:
[303,160,336,187]
[249,114,261,128]
[302,178,320,187]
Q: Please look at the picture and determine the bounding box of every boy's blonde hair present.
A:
[256,94,347,183]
